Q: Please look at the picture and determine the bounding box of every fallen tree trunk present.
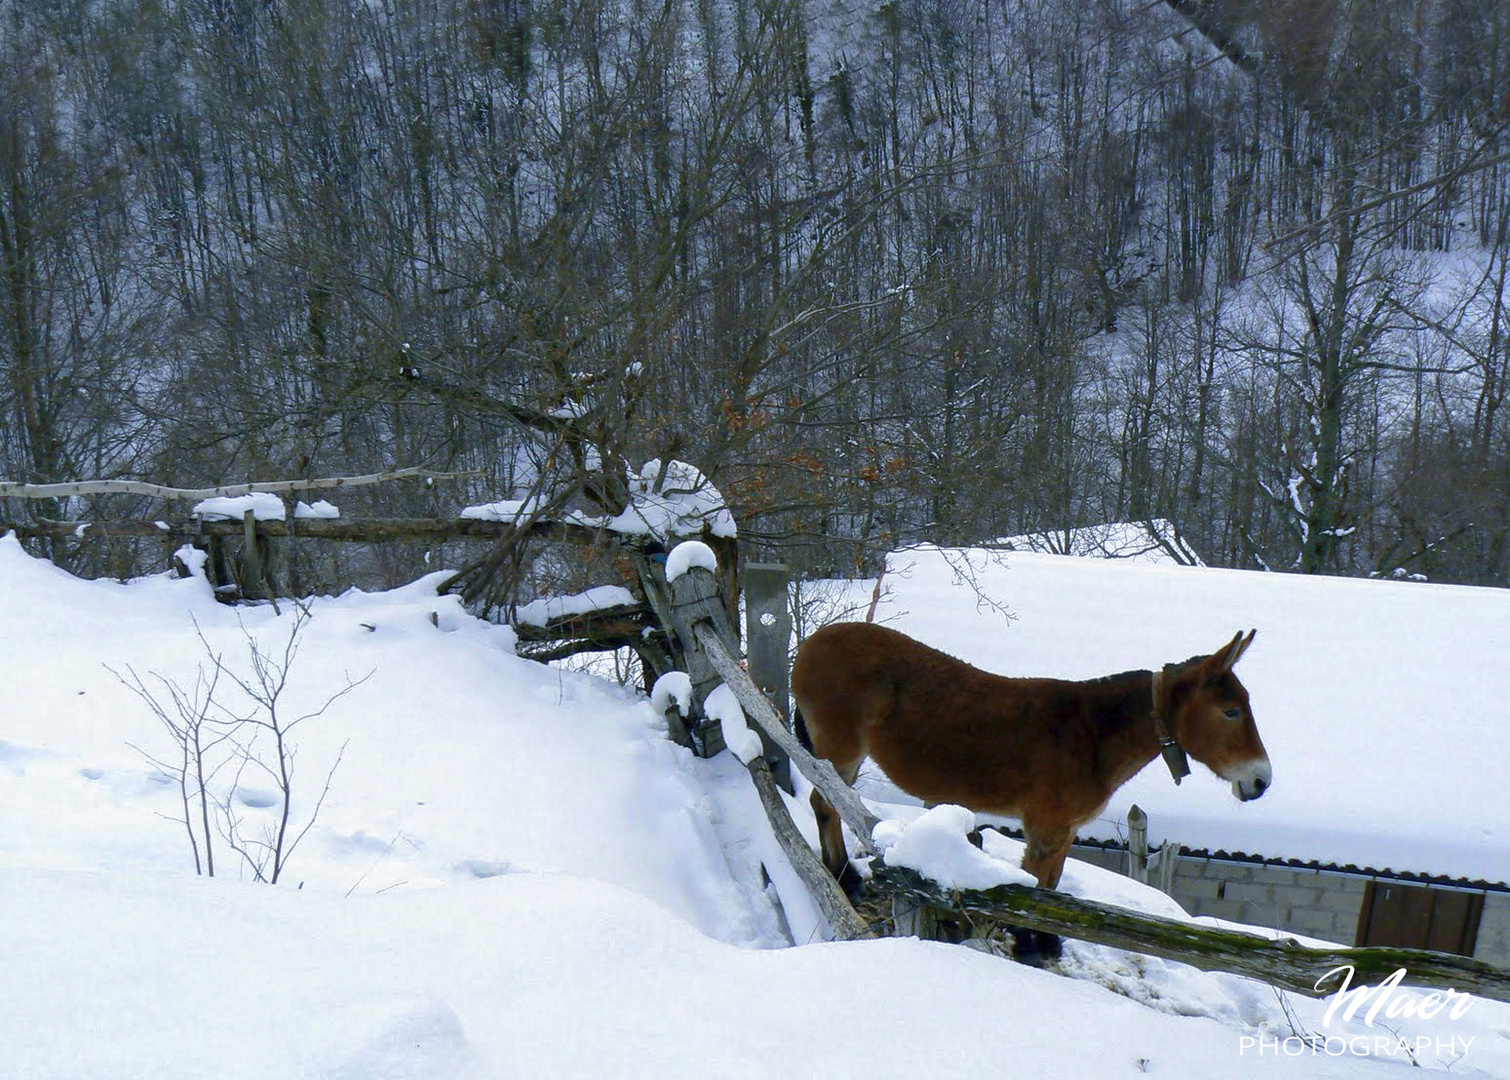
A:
[512,603,660,663]
[872,864,1510,1003]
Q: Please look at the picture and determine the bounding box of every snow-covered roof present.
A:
[862,544,1510,885]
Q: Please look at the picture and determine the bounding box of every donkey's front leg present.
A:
[1023,826,1074,890]
[1011,825,1075,964]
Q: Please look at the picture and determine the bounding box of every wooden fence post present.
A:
[1149,839,1181,896]
[1126,804,1149,884]
[634,549,742,758]
[690,618,880,852]
[743,563,793,793]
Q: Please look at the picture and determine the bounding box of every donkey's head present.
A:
[1163,630,1271,801]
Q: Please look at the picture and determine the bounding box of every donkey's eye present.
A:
[1222,708,1242,720]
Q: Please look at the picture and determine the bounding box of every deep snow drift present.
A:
[3,533,1509,1078]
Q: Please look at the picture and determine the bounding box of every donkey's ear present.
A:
[1211,629,1256,672]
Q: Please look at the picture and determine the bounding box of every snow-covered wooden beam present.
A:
[512,602,660,663]
[872,864,1510,1003]
[0,517,621,545]
[0,467,479,500]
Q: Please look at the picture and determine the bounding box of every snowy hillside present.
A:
[4,533,1510,1078]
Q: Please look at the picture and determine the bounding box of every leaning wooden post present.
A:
[747,755,872,940]
[690,618,880,855]
[743,563,793,793]
[650,554,873,939]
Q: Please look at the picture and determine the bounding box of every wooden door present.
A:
[1355,880,1484,956]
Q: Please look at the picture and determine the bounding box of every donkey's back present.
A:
[791,620,1094,817]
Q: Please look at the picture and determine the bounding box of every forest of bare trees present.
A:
[3,0,1509,591]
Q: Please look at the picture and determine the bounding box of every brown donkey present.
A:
[792,622,1270,957]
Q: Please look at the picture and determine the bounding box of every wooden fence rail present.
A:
[0,468,478,500]
[873,864,1510,1003]
[0,517,611,545]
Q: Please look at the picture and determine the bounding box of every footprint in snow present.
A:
[79,767,105,781]
[457,858,515,879]
[0,740,45,776]
[235,787,281,809]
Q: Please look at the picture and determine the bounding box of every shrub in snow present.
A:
[111,605,370,884]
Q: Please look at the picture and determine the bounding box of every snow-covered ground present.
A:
[4,532,1510,1078]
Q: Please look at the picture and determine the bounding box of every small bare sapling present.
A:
[113,603,370,883]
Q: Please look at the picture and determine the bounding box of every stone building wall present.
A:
[1068,843,1510,968]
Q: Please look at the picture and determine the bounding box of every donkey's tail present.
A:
[793,704,813,754]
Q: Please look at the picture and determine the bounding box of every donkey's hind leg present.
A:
[809,788,864,899]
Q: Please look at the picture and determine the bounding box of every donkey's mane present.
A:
[1084,668,1152,687]
[1078,668,1154,737]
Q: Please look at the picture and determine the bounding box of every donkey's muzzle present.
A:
[1231,760,1272,802]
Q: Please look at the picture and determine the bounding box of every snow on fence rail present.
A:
[1,464,740,672]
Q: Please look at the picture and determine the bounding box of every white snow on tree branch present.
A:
[459,460,734,543]
[191,493,287,521]
[513,586,637,627]
[459,496,610,529]
[665,540,718,582]
[460,496,544,523]
[609,459,736,541]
